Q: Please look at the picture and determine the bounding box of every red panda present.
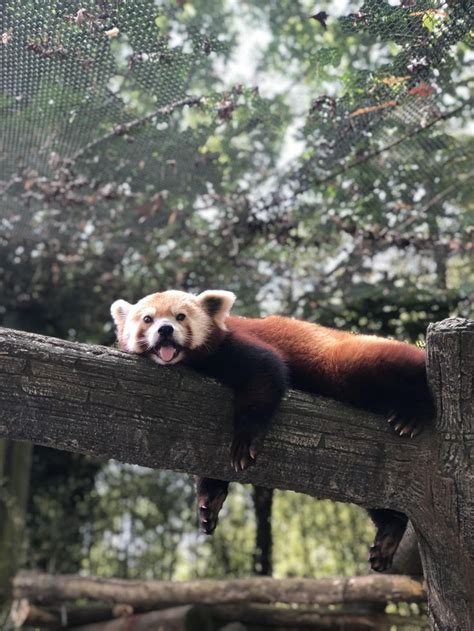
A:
[111,289,433,572]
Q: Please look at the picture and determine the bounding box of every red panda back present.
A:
[226,315,428,411]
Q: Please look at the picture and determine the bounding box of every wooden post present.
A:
[408,318,474,629]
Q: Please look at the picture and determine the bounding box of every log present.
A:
[13,573,426,607]
[0,319,473,628]
[210,603,429,629]
[73,605,214,631]
[9,599,134,628]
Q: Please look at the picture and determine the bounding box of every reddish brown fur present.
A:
[226,315,429,415]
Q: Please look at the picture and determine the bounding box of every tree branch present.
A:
[69,96,203,162]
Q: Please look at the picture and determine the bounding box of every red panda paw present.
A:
[197,484,228,535]
[231,431,263,472]
[387,412,422,439]
[369,514,407,572]
[369,541,395,572]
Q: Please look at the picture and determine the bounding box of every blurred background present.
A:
[0,0,472,627]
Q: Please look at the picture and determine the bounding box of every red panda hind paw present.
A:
[387,413,421,439]
[369,530,402,572]
[369,542,394,573]
[197,490,228,535]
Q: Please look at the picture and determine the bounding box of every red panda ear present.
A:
[196,290,236,329]
[110,299,132,340]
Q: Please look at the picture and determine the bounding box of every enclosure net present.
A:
[0,1,472,335]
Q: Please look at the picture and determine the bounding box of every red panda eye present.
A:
[143,315,153,324]
[176,313,186,321]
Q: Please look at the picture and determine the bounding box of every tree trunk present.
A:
[0,440,32,599]
[252,486,273,576]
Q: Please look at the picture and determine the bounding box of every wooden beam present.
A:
[413,318,474,629]
[0,327,428,512]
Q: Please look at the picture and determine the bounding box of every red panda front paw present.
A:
[231,431,263,472]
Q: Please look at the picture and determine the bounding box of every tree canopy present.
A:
[1,0,472,341]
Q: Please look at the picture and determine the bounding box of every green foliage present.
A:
[273,493,374,578]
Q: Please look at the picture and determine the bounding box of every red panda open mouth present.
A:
[152,343,182,363]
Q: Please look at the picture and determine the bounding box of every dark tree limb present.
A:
[0,320,473,629]
[252,486,273,576]
[0,440,32,597]
[70,97,203,162]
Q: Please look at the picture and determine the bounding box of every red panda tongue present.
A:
[159,345,175,363]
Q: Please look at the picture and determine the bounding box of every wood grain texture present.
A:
[412,318,474,631]
[1,320,473,630]
[0,327,428,511]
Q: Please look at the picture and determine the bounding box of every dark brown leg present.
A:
[368,509,408,572]
[195,477,229,535]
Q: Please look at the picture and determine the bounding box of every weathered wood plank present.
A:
[0,327,428,512]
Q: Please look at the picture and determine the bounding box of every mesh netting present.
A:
[0,1,472,337]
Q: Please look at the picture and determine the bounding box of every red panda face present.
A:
[110,290,236,366]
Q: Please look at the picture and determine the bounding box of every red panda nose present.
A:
[158,324,174,337]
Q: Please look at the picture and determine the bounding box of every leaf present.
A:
[408,82,435,97]
[422,13,435,32]
[349,100,397,118]
[310,11,328,30]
